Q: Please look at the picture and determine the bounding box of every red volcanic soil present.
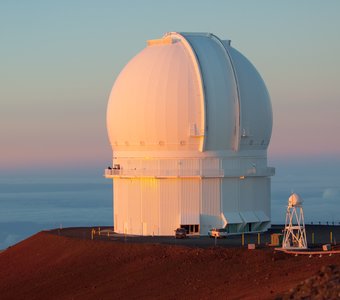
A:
[0,232,339,300]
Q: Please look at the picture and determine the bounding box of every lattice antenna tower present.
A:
[282,193,308,249]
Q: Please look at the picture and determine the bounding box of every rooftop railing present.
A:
[104,168,224,178]
[104,166,275,178]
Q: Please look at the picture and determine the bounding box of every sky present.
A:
[1,0,340,174]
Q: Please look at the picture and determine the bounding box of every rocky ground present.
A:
[0,229,339,299]
[276,265,340,300]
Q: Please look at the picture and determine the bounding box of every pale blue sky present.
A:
[1,1,340,246]
[1,0,340,172]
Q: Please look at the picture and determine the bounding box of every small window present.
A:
[180,224,199,234]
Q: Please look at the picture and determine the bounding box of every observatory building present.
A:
[105,32,275,236]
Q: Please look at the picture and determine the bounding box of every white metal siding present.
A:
[221,178,239,212]
[127,179,142,235]
[202,157,220,171]
[159,159,177,175]
[114,179,129,234]
[180,159,200,176]
[180,179,200,224]
[239,178,254,211]
[141,178,160,235]
[251,177,271,218]
[265,178,271,218]
[200,178,221,233]
[201,178,220,216]
[159,179,180,235]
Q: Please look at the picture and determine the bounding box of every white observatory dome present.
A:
[288,193,303,207]
[107,32,272,155]
[106,32,275,236]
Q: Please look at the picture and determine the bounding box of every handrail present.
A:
[104,167,275,178]
[104,168,224,178]
[275,248,340,255]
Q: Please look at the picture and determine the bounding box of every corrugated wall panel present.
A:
[160,159,177,169]
[200,178,221,233]
[201,178,220,216]
[180,179,200,224]
[114,179,129,234]
[142,159,159,172]
[265,178,271,218]
[221,178,239,212]
[141,178,160,235]
[160,159,178,176]
[239,178,254,211]
[113,179,119,232]
[202,158,220,170]
[112,180,116,230]
[127,179,142,234]
[180,159,200,175]
[159,179,180,235]
[251,177,271,218]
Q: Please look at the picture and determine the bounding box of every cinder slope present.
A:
[0,232,339,300]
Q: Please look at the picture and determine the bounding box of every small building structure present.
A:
[105,32,275,236]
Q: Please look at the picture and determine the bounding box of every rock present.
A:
[280,265,340,300]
